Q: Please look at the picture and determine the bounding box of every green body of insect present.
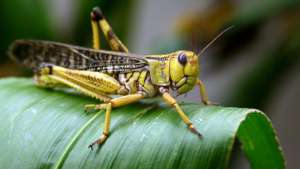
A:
[10,40,199,97]
[8,7,213,149]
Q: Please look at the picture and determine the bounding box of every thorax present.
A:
[113,70,158,97]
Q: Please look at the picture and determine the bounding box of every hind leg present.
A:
[34,74,66,88]
[90,7,129,53]
[34,64,114,102]
[34,64,66,88]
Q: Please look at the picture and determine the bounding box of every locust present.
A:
[8,7,229,149]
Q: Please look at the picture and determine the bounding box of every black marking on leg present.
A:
[91,7,104,21]
[102,132,109,137]
[107,30,115,40]
[35,63,53,75]
[118,45,126,52]
[48,65,53,74]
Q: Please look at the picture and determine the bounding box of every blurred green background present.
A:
[0,0,299,168]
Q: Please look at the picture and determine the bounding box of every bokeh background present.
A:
[0,0,299,168]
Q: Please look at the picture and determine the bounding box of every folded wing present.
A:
[9,40,148,73]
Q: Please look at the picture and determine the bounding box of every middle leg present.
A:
[87,93,145,149]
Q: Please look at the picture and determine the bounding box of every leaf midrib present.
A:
[53,111,102,169]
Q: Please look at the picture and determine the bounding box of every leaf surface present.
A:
[0,78,285,169]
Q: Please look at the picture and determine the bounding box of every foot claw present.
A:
[188,124,202,138]
[88,140,101,150]
[88,134,108,150]
[203,101,218,106]
[88,143,95,150]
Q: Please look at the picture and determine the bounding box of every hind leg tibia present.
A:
[91,7,129,53]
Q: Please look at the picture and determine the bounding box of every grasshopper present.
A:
[8,7,228,149]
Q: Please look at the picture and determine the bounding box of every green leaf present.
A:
[0,78,285,169]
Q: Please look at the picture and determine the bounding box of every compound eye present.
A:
[178,53,187,65]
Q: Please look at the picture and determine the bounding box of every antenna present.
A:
[197,26,234,57]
